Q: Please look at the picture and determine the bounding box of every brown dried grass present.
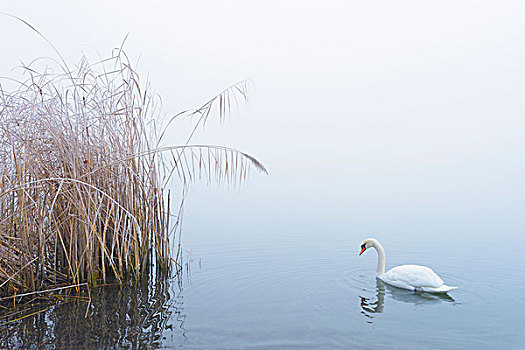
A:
[0,44,265,298]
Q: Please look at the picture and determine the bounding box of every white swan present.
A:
[359,238,457,293]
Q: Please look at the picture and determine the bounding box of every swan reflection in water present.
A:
[360,279,455,323]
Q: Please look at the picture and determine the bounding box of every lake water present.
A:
[1,179,524,349]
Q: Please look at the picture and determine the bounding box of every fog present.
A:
[1,0,524,240]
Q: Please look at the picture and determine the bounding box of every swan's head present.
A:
[359,238,379,255]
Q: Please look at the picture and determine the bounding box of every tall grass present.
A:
[0,46,266,298]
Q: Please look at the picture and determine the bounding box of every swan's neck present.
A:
[373,241,386,276]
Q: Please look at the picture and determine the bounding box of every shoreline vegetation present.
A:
[0,18,266,303]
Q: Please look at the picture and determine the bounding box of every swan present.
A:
[359,238,457,293]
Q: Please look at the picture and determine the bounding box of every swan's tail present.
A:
[420,285,458,293]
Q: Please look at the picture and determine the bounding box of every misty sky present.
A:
[1,1,524,240]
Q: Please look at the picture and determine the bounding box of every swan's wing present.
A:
[383,265,444,289]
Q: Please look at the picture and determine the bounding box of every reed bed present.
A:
[0,48,266,299]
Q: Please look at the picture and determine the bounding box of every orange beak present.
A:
[359,246,366,255]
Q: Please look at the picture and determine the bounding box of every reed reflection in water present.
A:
[360,279,455,323]
[0,271,186,349]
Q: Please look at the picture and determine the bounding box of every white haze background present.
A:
[1,1,524,246]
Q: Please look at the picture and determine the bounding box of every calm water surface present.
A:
[2,204,524,349]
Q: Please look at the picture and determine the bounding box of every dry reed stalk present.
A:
[0,47,266,299]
